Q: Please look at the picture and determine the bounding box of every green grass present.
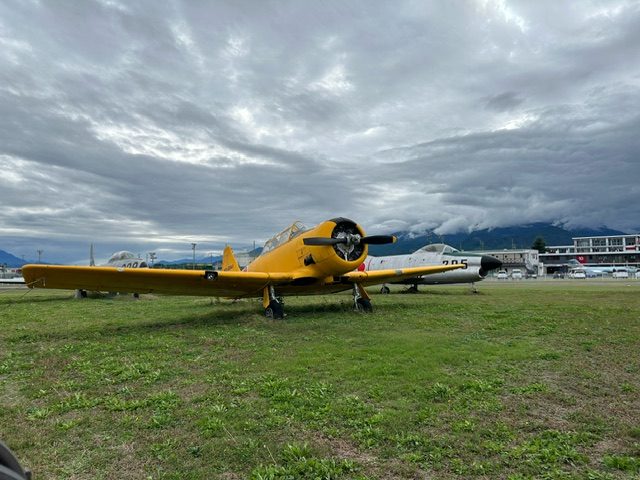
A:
[1,283,639,479]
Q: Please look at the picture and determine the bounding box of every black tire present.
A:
[0,442,28,480]
[0,464,27,480]
[265,300,284,319]
[380,286,390,294]
[355,298,373,313]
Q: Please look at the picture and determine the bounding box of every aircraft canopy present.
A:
[262,221,308,254]
[108,251,138,263]
[415,243,459,254]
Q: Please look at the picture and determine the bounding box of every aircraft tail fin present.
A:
[90,243,95,266]
[222,245,240,272]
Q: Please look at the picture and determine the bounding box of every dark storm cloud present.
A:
[1,0,639,262]
[485,92,524,112]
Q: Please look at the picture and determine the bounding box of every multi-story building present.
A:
[474,249,541,276]
[541,233,640,273]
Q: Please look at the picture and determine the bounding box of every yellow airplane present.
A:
[22,218,464,318]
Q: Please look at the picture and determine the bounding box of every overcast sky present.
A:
[1,0,639,263]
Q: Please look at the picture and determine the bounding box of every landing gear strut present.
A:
[353,283,373,312]
[406,284,419,293]
[263,286,284,319]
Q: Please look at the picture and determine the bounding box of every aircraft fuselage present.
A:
[363,247,502,285]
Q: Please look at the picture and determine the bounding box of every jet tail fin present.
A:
[222,245,240,272]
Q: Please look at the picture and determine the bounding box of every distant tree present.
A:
[531,236,546,253]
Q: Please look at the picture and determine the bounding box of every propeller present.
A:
[303,234,396,246]
[302,219,396,262]
[303,237,343,246]
[360,235,397,245]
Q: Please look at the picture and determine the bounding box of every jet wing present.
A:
[341,264,464,286]
[22,265,293,298]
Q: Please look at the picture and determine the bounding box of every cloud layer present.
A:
[1,0,639,262]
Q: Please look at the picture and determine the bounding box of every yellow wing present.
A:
[22,265,292,298]
[341,264,464,286]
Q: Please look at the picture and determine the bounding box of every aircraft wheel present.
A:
[0,441,29,480]
[265,300,284,319]
[380,286,390,294]
[355,298,373,313]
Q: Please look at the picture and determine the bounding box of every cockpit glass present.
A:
[418,243,459,254]
[108,251,136,263]
[261,222,308,254]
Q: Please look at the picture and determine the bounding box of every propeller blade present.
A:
[303,237,345,246]
[361,235,397,245]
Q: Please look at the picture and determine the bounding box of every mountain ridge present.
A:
[368,223,627,256]
[0,250,29,268]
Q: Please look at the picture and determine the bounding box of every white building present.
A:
[541,233,640,274]
[474,249,541,276]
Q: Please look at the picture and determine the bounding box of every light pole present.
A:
[37,249,43,264]
[148,252,156,267]
[191,243,197,270]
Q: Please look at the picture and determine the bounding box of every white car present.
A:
[571,270,586,279]
[497,270,508,279]
[612,270,629,279]
[511,269,523,279]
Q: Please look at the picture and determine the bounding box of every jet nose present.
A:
[480,255,502,277]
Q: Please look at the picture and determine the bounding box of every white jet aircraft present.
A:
[566,259,635,277]
[361,243,502,293]
[88,244,148,269]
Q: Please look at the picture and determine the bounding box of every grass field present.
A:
[1,282,639,479]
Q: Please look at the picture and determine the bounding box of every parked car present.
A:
[511,269,523,279]
[570,269,586,279]
[612,270,629,279]
[497,270,508,279]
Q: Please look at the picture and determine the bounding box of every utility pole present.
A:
[37,249,43,263]
[191,243,197,270]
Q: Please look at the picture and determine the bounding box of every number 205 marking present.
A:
[442,259,468,269]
